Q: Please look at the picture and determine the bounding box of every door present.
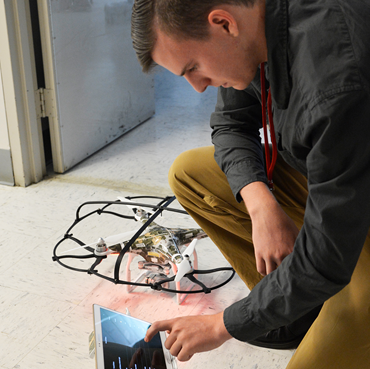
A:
[35,0,155,173]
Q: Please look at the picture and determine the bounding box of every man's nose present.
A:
[184,75,208,93]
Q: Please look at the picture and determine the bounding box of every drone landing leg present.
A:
[175,281,198,305]
[193,249,198,274]
[171,250,199,305]
[128,271,151,293]
[176,281,188,305]
[178,249,199,305]
[126,252,140,293]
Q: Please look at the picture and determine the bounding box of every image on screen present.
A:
[98,307,166,369]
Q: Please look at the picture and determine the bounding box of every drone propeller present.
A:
[117,197,155,216]
[117,196,194,222]
[174,239,197,282]
[60,229,138,255]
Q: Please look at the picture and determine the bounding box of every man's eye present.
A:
[189,66,197,72]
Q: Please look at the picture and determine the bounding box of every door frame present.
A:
[36,0,64,173]
[0,0,46,186]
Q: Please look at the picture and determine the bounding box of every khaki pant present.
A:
[168,145,370,368]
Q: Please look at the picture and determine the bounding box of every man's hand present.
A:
[241,182,299,276]
[145,313,232,362]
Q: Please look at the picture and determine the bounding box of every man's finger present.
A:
[163,328,178,350]
[266,260,278,275]
[145,320,173,342]
[256,255,266,276]
[169,340,182,357]
[177,348,194,362]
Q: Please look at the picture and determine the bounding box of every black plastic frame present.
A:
[53,196,235,294]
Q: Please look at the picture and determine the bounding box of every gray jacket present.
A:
[212,0,370,341]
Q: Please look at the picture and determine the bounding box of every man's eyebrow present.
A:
[179,61,193,77]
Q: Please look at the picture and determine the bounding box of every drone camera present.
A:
[138,261,171,275]
[145,272,169,289]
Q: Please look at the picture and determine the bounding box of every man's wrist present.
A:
[240,181,278,218]
[218,311,233,341]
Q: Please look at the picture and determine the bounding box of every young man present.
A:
[131,0,370,367]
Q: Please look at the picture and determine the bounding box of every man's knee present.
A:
[169,150,193,194]
[168,148,206,194]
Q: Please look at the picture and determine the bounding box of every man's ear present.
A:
[208,9,239,37]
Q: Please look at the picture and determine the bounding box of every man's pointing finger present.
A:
[145,320,172,342]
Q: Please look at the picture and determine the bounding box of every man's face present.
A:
[152,27,264,93]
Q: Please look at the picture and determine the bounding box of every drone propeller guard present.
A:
[53,195,235,304]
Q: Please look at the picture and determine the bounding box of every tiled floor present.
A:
[0,68,294,368]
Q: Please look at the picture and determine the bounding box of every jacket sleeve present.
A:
[210,74,268,202]
[224,88,370,341]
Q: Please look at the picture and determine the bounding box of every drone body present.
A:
[104,210,207,266]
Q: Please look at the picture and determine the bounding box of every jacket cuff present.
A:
[225,160,268,202]
[224,298,268,342]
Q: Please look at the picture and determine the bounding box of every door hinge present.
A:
[37,88,53,118]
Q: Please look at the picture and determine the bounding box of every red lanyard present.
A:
[260,63,278,190]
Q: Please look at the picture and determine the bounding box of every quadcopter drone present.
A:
[53,195,235,304]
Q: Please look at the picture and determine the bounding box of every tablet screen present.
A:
[93,305,175,369]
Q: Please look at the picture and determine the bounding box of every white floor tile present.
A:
[0,286,74,368]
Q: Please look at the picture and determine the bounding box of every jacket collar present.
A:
[265,0,292,109]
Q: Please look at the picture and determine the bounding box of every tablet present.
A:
[93,304,177,369]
